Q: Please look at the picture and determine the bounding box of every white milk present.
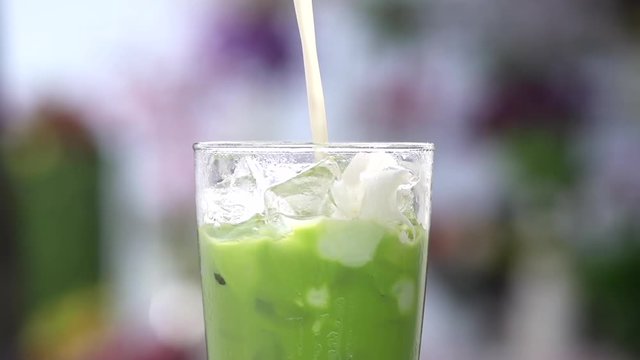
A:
[293,0,328,143]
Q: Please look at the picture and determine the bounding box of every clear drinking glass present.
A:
[194,142,434,360]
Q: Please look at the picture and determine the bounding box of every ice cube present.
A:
[201,157,266,225]
[317,219,385,267]
[359,167,415,224]
[392,278,415,314]
[331,153,417,226]
[330,153,399,218]
[264,158,340,221]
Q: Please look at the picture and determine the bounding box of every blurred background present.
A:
[2,0,640,359]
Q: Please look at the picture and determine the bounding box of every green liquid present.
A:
[199,218,427,360]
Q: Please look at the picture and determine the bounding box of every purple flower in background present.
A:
[358,74,432,140]
[477,68,586,137]
[475,66,590,189]
[198,4,297,76]
[374,79,424,127]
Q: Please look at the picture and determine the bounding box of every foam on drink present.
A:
[293,0,328,144]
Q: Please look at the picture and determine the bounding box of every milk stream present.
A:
[293,0,328,144]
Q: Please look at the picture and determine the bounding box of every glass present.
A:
[194,142,434,360]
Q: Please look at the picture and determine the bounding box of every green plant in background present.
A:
[360,0,425,44]
[504,129,580,204]
[4,101,105,357]
[465,64,589,342]
[578,225,640,356]
[21,288,107,360]
[0,145,20,359]
[616,0,640,37]
[479,64,585,199]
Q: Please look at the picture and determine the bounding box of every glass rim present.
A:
[193,141,435,152]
